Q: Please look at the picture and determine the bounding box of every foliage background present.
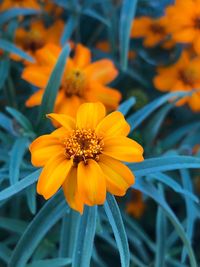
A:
[0,0,200,267]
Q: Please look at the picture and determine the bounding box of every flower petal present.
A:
[85,59,118,85]
[62,167,84,213]
[22,66,50,88]
[76,102,105,129]
[77,159,106,206]
[30,135,64,167]
[73,44,91,68]
[47,113,76,130]
[99,154,134,196]
[96,111,130,137]
[25,89,44,107]
[86,82,121,110]
[37,153,72,199]
[103,136,144,162]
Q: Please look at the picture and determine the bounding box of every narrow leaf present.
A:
[72,206,97,267]
[104,194,130,267]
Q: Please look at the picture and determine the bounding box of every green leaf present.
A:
[26,258,71,267]
[104,194,130,267]
[0,169,41,202]
[9,193,68,267]
[129,156,200,177]
[118,97,135,116]
[119,0,138,69]
[6,107,34,133]
[0,39,34,62]
[134,179,197,267]
[9,137,29,185]
[0,8,40,25]
[37,44,70,129]
[127,91,190,132]
[72,206,97,267]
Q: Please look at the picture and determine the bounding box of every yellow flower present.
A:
[22,43,121,117]
[30,102,144,213]
[166,0,200,54]
[126,189,145,219]
[0,0,40,11]
[154,51,200,111]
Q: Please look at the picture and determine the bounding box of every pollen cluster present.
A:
[62,69,86,97]
[64,129,104,165]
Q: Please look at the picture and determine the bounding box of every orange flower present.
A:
[0,0,40,11]
[12,20,64,61]
[96,40,136,59]
[30,102,144,213]
[166,0,200,54]
[43,1,63,17]
[131,16,170,47]
[126,189,145,218]
[22,43,121,116]
[154,51,200,111]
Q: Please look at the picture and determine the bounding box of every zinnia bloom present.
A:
[166,0,200,54]
[0,0,40,11]
[154,51,200,111]
[126,189,145,218]
[22,43,121,116]
[131,16,170,47]
[30,102,144,213]
[12,20,64,61]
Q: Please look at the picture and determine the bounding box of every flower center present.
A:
[23,30,44,51]
[178,69,197,87]
[193,15,200,29]
[150,23,165,35]
[64,129,104,166]
[62,69,86,97]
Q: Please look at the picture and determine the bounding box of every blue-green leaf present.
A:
[118,97,135,116]
[0,217,27,234]
[72,206,97,267]
[104,194,130,267]
[0,8,40,25]
[27,258,71,267]
[147,172,198,203]
[0,169,40,202]
[180,170,196,263]
[127,91,190,132]
[134,179,197,267]
[0,244,11,263]
[37,44,70,128]
[59,210,80,258]
[129,156,200,177]
[9,193,68,267]
[119,0,138,69]
[0,39,34,62]
[9,137,29,185]
[61,16,77,45]
[155,186,166,267]
[0,59,10,90]
[6,107,34,133]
